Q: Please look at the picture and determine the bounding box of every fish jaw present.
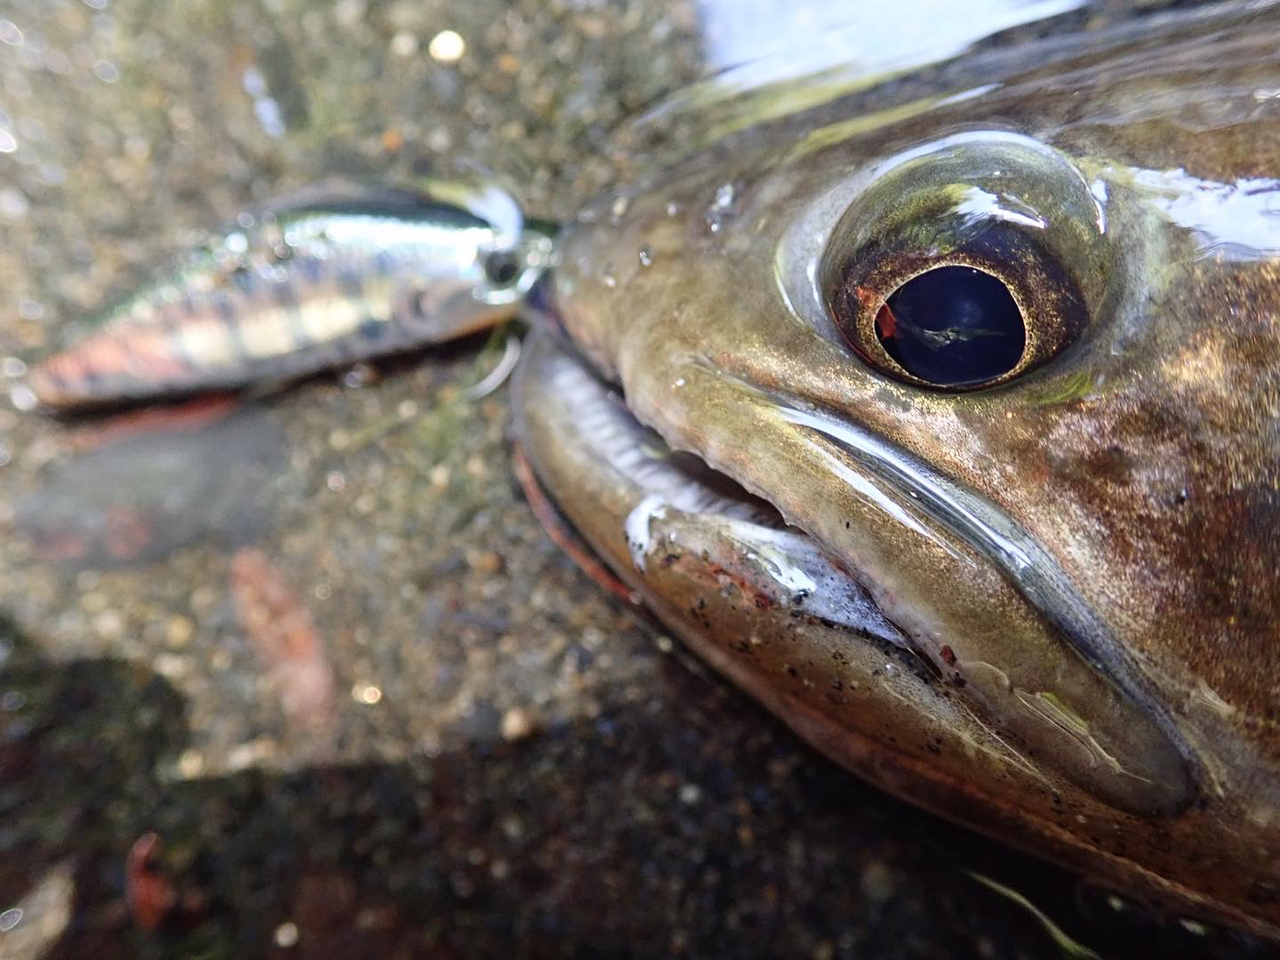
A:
[548,173,1203,819]
[514,331,1030,784]
[512,332,1277,937]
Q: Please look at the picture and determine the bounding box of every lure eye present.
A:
[823,134,1110,391]
[484,249,521,286]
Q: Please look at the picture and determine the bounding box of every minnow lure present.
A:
[23,1,1280,943]
[27,184,552,407]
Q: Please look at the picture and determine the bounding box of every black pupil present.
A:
[877,266,1025,386]
[485,251,520,286]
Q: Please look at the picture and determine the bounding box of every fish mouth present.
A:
[513,329,996,793]
[514,330,1195,821]
[514,331,918,655]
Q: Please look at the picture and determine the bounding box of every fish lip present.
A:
[518,329,1083,677]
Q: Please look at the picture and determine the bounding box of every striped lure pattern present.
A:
[28,186,553,408]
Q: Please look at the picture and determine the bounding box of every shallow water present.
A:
[0,1,1266,957]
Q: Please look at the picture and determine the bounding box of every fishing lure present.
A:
[28,183,552,407]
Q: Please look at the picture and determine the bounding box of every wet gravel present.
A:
[0,1,1270,958]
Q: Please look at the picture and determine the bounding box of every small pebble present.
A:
[177,749,205,779]
[390,31,419,57]
[274,921,299,948]
[428,29,465,62]
[9,384,37,412]
[333,0,364,28]
[500,707,534,741]
[226,739,275,771]
[860,860,896,904]
[165,615,194,647]
[469,551,502,574]
[152,654,190,680]
[93,610,125,640]
[190,586,219,612]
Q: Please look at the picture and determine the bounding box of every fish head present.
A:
[537,4,1280,935]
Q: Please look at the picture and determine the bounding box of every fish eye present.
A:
[876,265,1025,386]
[822,133,1110,391]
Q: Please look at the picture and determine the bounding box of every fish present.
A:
[518,0,1280,940]
[22,0,1280,941]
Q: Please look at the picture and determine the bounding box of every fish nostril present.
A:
[877,266,1026,386]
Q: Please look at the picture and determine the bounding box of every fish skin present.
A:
[538,2,1280,937]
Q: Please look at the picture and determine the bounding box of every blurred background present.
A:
[0,1,1266,957]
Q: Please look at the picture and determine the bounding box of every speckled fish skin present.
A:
[530,1,1280,939]
[27,185,553,408]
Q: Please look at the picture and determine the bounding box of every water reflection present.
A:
[693,0,1083,81]
[628,0,1085,159]
[1124,167,1280,260]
